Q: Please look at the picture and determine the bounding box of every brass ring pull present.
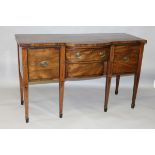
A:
[75,52,81,59]
[39,61,49,67]
[99,52,106,58]
[123,56,129,62]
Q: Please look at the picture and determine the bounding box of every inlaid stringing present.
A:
[15,33,147,123]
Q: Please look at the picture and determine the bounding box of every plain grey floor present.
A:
[0,82,155,129]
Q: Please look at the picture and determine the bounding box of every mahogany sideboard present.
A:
[15,33,147,123]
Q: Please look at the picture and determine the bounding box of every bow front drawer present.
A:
[28,48,59,81]
[66,62,106,78]
[66,47,109,63]
[112,45,140,74]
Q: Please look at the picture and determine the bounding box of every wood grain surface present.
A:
[16,33,147,122]
[15,33,147,47]
[28,48,59,81]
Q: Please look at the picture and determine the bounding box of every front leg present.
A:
[115,75,120,95]
[131,74,140,109]
[17,44,24,105]
[22,48,29,123]
[59,46,66,118]
[59,81,64,118]
[104,76,112,112]
[24,84,29,123]
[104,45,114,112]
[131,43,144,109]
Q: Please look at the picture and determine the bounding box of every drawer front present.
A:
[28,48,59,81]
[29,69,59,81]
[66,62,105,78]
[66,47,109,63]
[112,45,140,74]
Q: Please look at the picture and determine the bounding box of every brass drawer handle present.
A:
[99,52,106,58]
[123,56,129,62]
[39,61,49,67]
[75,52,81,59]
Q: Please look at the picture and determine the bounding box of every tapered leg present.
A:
[59,46,65,118]
[24,85,29,123]
[131,43,144,109]
[22,48,29,123]
[19,74,24,105]
[59,81,64,118]
[104,45,114,112]
[131,74,140,109]
[17,44,24,105]
[115,75,120,95]
[104,76,112,112]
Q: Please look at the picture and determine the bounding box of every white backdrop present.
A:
[0,26,154,88]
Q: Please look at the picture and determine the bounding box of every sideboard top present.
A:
[15,33,147,47]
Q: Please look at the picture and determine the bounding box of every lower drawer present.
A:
[29,69,59,81]
[66,62,106,78]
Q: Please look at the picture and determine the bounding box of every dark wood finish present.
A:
[112,44,140,74]
[131,43,144,108]
[15,33,147,122]
[22,48,29,123]
[28,48,59,81]
[17,44,24,105]
[104,45,114,112]
[66,62,105,78]
[66,47,109,63]
[59,46,65,118]
[66,46,109,78]
[15,34,147,47]
[115,75,120,95]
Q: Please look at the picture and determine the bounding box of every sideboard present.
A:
[15,33,147,123]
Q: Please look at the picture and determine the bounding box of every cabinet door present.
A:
[28,47,59,82]
[112,45,140,74]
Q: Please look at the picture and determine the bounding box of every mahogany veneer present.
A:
[15,33,147,123]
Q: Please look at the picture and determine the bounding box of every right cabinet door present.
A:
[112,44,140,75]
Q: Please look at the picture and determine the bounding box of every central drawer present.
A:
[67,62,106,78]
[66,47,109,78]
[66,47,109,63]
[28,47,59,81]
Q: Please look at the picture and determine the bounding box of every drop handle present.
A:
[75,52,81,59]
[39,61,49,67]
[123,56,129,61]
[99,52,106,58]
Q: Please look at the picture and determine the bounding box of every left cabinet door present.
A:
[28,47,60,82]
